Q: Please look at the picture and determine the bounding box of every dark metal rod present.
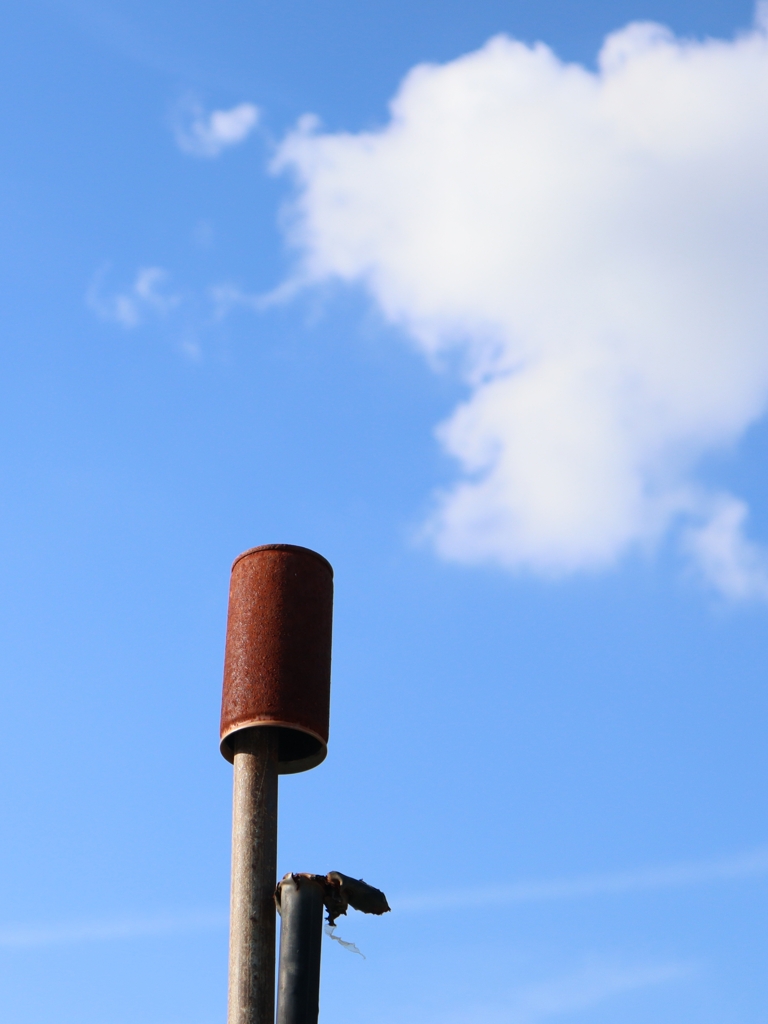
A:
[276,875,325,1024]
[227,728,279,1024]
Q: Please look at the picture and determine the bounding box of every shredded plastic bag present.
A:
[324,922,365,958]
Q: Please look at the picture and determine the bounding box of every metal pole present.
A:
[220,545,334,1024]
[227,727,279,1024]
[276,875,325,1024]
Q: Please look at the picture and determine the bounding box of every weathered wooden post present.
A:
[220,545,333,1024]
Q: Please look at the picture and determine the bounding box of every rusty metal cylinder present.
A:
[220,544,334,774]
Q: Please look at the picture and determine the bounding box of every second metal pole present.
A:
[276,875,325,1024]
[227,728,279,1024]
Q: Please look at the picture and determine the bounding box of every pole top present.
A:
[231,543,333,576]
[220,544,334,774]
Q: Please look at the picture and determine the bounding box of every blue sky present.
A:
[2,0,768,1021]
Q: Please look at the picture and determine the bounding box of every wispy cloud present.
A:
[86,265,274,357]
[207,279,304,320]
[403,959,689,1024]
[7,845,766,950]
[509,960,688,1020]
[87,265,181,328]
[208,283,264,319]
[395,845,768,913]
[469,960,690,1024]
[684,494,768,600]
[174,99,259,158]
[0,909,226,949]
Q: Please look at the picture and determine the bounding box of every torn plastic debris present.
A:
[275,872,390,956]
[324,923,365,958]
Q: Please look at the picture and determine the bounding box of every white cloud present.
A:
[274,8,768,596]
[87,265,180,328]
[175,100,259,158]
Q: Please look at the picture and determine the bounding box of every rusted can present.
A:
[220,544,333,774]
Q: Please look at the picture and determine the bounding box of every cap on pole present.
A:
[220,544,333,774]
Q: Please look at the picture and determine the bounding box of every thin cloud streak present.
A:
[5,845,767,948]
[0,909,227,949]
[394,845,768,912]
[507,961,690,1023]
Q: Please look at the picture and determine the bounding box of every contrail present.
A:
[3,845,767,948]
[394,846,768,913]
